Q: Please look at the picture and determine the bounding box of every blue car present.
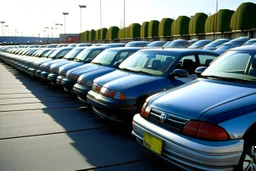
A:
[132,45,256,170]
[87,49,218,122]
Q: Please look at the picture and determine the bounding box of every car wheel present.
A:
[237,134,256,171]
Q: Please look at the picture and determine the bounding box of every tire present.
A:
[236,134,256,171]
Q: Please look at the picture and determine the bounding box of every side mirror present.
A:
[85,58,93,63]
[170,69,189,79]
[195,66,207,77]
[113,61,121,68]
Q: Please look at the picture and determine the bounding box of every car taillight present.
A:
[183,121,229,141]
[140,103,151,118]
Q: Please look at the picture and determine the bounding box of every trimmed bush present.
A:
[89,29,96,41]
[230,2,256,30]
[118,28,125,39]
[106,26,119,40]
[130,23,141,39]
[100,28,107,40]
[172,16,190,35]
[189,13,208,34]
[95,29,100,41]
[148,20,159,38]
[140,21,149,38]
[159,18,173,37]
[216,9,234,32]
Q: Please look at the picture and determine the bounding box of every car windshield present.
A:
[202,51,256,83]
[91,50,119,65]
[74,48,102,62]
[119,51,176,76]
[63,48,84,60]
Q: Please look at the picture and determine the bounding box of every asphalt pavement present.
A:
[0,61,177,171]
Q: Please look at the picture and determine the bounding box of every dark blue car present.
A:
[87,49,218,122]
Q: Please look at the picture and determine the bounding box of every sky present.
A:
[0,0,255,37]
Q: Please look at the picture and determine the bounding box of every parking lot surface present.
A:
[0,61,176,171]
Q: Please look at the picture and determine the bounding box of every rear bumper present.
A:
[132,114,243,171]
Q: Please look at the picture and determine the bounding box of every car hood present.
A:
[95,70,164,92]
[40,59,65,71]
[77,67,115,84]
[50,60,72,73]
[66,63,102,77]
[58,61,84,75]
[149,79,256,120]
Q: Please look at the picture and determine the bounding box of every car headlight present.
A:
[85,80,93,87]
[92,82,102,92]
[98,86,126,100]
[140,102,151,118]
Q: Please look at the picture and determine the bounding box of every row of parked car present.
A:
[0,40,255,171]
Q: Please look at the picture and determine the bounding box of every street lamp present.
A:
[62,12,69,34]
[0,21,5,36]
[123,0,126,38]
[5,25,8,36]
[79,5,86,33]
[59,24,63,34]
[100,0,102,29]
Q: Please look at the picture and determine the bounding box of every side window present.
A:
[178,55,196,74]
[198,54,216,66]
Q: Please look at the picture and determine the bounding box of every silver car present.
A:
[132,45,256,171]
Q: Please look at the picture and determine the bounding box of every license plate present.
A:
[143,132,163,155]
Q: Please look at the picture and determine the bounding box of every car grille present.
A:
[148,108,190,133]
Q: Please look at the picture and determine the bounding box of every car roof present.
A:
[139,48,219,56]
[231,45,256,52]
[106,47,142,51]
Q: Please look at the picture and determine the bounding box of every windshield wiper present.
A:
[121,67,133,72]
[74,58,83,62]
[202,75,256,84]
[92,62,103,65]
[133,70,153,75]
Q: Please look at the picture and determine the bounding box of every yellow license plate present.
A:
[143,132,163,155]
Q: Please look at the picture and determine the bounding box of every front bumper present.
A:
[35,70,42,78]
[40,71,49,81]
[47,73,58,85]
[56,75,65,85]
[87,90,137,122]
[132,114,243,171]
[28,68,37,76]
[61,78,76,93]
[72,83,91,103]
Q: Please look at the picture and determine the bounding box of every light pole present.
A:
[55,23,59,37]
[5,25,8,36]
[0,21,5,36]
[59,24,63,34]
[123,0,126,38]
[214,0,218,39]
[79,5,86,33]
[62,12,69,34]
[100,0,102,29]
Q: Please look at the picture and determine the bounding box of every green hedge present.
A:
[148,20,159,38]
[189,13,207,34]
[130,23,141,39]
[89,29,96,41]
[106,26,119,40]
[230,2,256,30]
[95,29,100,41]
[100,28,107,40]
[140,21,149,38]
[159,18,173,37]
[84,31,89,41]
[172,16,190,35]
[216,9,234,32]
[118,28,125,39]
